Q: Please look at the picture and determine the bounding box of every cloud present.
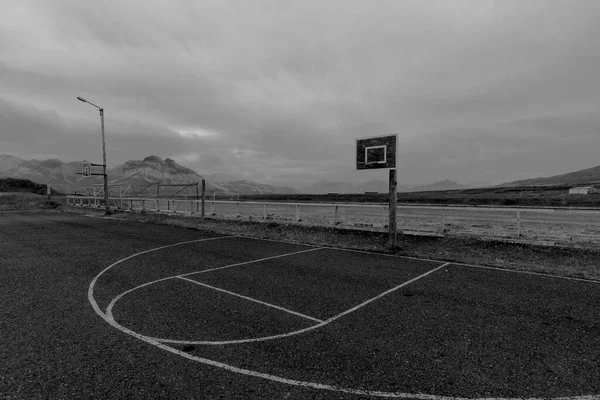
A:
[174,128,220,139]
[1,0,600,187]
[171,152,224,168]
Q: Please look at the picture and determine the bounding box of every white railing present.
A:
[66,196,600,247]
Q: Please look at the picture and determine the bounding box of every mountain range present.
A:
[499,164,600,187]
[3,153,599,195]
[0,154,298,195]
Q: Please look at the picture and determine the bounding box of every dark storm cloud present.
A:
[2,0,600,187]
[0,96,218,168]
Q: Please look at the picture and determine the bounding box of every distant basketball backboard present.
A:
[356,134,397,170]
[81,161,92,177]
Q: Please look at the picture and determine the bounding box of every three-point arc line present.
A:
[89,236,598,400]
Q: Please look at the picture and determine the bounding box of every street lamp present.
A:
[77,96,110,214]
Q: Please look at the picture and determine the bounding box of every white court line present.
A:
[449,262,600,284]
[121,262,449,346]
[243,235,600,285]
[177,276,324,323]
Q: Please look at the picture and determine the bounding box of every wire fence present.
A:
[66,196,600,248]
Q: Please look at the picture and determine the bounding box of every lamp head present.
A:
[77,96,87,103]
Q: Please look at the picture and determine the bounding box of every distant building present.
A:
[568,186,598,195]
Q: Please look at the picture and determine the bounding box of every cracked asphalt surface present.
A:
[1,212,600,399]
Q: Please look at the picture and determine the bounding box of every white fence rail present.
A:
[66,196,600,247]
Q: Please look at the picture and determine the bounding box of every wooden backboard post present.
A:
[388,169,397,249]
[356,134,398,250]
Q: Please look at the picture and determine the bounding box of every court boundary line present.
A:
[91,213,600,284]
[177,276,324,323]
[85,212,600,284]
[240,235,600,285]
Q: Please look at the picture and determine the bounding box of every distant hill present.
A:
[0,154,299,195]
[0,178,63,195]
[411,180,467,192]
[106,156,222,194]
[206,173,298,195]
[107,156,299,195]
[499,164,600,187]
[0,154,83,191]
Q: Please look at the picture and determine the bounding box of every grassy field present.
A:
[0,177,63,196]
[0,192,63,211]
[236,185,600,207]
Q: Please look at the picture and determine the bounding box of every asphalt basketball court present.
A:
[2,213,600,399]
[90,234,600,399]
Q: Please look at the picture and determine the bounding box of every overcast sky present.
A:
[2,0,600,188]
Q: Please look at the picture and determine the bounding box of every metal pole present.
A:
[100,108,110,214]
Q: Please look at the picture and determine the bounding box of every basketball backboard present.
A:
[81,161,92,177]
[356,134,397,170]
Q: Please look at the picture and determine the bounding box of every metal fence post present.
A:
[264,203,267,220]
[295,204,300,222]
[517,210,521,237]
[236,202,240,218]
[334,205,339,225]
[201,179,205,220]
[440,208,446,233]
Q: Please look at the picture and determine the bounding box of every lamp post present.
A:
[77,96,110,214]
